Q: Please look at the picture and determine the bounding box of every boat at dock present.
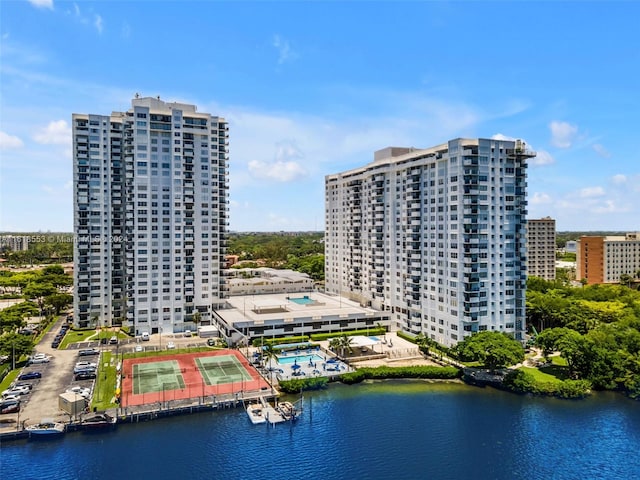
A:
[277,401,298,421]
[25,421,65,436]
[81,413,117,430]
[246,404,267,424]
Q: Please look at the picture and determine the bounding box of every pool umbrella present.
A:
[292,364,301,370]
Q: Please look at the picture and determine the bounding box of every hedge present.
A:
[278,377,329,393]
[251,336,309,347]
[339,366,461,385]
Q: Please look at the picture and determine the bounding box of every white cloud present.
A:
[28,0,53,9]
[33,120,71,145]
[530,149,555,166]
[592,143,611,158]
[611,174,627,184]
[578,186,605,198]
[248,159,307,182]
[549,121,578,148]
[0,131,24,149]
[272,34,297,65]
[94,14,103,34]
[530,192,552,205]
[491,133,516,141]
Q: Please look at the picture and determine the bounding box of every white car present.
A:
[135,344,143,352]
[183,330,192,337]
[167,341,176,350]
[28,354,50,365]
[2,386,30,397]
[74,362,97,374]
[66,386,91,399]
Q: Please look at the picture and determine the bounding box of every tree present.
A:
[23,282,57,313]
[0,332,34,368]
[338,335,353,357]
[44,293,73,314]
[42,264,65,276]
[454,331,525,369]
[192,310,202,329]
[328,337,342,354]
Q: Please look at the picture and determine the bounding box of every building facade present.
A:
[325,138,533,347]
[73,97,229,334]
[576,233,640,284]
[526,217,556,281]
[0,235,30,252]
[226,268,314,296]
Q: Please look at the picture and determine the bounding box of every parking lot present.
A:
[0,322,214,432]
[0,317,99,432]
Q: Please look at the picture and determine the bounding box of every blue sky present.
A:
[1,1,639,233]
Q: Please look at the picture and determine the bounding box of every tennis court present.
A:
[132,360,185,395]
[196,354,252,386]
[121,349,271,407]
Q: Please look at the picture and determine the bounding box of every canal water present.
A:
[1,381,639,480]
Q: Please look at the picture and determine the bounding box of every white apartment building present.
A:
[226,268,314,296]
[325,138,534,347]
[526,217,556,281]
[73,97,229,334]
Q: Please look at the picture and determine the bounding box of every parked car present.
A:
[27,354,50,365]
[183,330,192,337]
[66,386,91,399]
[2,386,29,397]
[109,336,118,345]
[51,341,60,349]
[11,382,33,391]
[74,362,97,374]
[75,370,96,381]
[135,344,143,352]
[141,332,150,341]
[78,348,99,357]
[207,338,216,347]
[1,394,20,402]
[18,371,42,380]
[167,341,176,350]
[0,400,20,414]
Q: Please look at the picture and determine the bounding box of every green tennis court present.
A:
[196,354,252,386]
[133,360,185,394]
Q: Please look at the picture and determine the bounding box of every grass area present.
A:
[521,363,571,383]
[91,351,118,411]
[0,368,21,391]
[59,329,98,349]
[550,356,568,366]
[520,366,563,384]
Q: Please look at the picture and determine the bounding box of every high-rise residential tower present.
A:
[325,138,534,347]
[73,97,229,335]
[526,217,556,281]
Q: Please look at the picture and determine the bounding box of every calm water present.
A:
[1,382,639,480]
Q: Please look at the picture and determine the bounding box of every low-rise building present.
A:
[213,291,389,346]
[226,268,314,296]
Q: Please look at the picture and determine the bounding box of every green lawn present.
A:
[550,356,568,366]
[59,329,98,349]
[520,366,563,383]
[91,351,118,411]
[521,362,571,383]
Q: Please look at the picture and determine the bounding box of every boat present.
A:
[25,421,65,436]
[277,401,297,420]
[81,413,117,430]
[246,404,266,424]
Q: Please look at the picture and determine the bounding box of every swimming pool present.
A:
[369,336,380,341]
[278,354,324,365]
[288,296,315,305]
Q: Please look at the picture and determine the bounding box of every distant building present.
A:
[565,240,577,253]
[0,235,29,252]
[226,268,314,295]
[325,138,534,347]
[526,217,556,280]
[73,97,229,334]
[576,232,640,284]
[224,255,239,268]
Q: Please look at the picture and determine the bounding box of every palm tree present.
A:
[192,310,202,331]
[262,343,278,369]
[328,337,341,354]
[339,335,353,358]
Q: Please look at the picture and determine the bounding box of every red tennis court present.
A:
[120,349,271,407]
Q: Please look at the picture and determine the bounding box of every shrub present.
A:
[278,377,328,393]
[340,366,461,385]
